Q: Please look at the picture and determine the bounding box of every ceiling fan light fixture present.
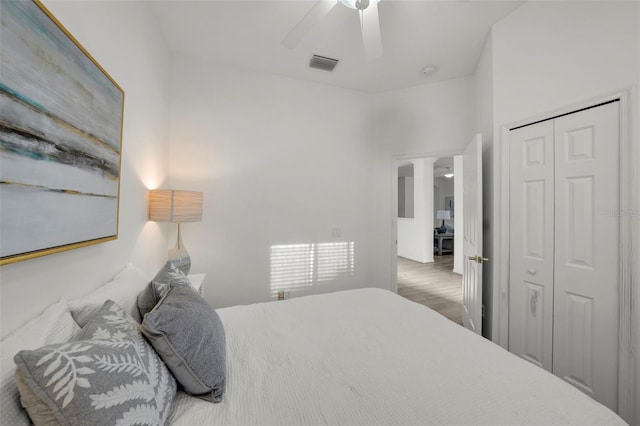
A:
[443,168,454,179]
[339,0,381,10]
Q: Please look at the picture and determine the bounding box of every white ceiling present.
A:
[151,0,524,93]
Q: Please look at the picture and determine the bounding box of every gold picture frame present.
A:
[0,0,125,265]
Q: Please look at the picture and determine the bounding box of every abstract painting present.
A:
[0,0,124,265]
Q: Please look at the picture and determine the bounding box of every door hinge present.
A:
[482,304,485,319]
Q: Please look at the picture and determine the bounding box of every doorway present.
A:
[395,155,463,323]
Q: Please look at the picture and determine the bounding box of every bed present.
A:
[1,264,626,426]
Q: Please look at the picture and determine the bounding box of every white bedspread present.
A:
[167,288,625,425]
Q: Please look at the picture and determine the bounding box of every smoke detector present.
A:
[422,65,437,76]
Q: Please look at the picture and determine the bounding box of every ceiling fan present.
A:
[282,0,383,60]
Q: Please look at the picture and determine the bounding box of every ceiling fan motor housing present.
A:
[355,0,370,10]
[339,0,380,10]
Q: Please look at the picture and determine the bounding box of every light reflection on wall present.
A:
[270,242,356,297]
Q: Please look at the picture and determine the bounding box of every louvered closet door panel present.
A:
[508,121,555,372]
[552,102,619,411]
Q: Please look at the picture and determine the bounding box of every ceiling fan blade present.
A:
[360,3,382,60]
[282,0,338,49]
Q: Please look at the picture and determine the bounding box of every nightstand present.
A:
[434,233,454,256]
[188,273,206,296]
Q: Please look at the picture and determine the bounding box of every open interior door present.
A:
[462,134,484,335]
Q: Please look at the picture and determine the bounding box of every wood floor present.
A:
[397,255,463,325]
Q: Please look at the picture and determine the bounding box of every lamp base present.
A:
[438,220,447,234]
[168,223,191,275]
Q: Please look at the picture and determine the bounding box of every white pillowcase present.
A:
[0,299,80,426]
[68,263,148,326]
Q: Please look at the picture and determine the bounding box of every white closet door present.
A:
[552,102,619,411]
[508,120,555,372]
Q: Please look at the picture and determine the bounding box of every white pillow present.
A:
[68,263,148,327]
[0,299,80,426]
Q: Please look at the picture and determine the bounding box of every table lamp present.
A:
[436,210,451,234]
[149,189,203,274]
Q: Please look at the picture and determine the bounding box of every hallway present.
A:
[397,255,462,325]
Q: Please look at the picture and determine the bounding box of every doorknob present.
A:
[468,255,489,263]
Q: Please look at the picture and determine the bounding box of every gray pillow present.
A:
[140,284,226,402]
[138,262,193,318]
[14,300,177,426]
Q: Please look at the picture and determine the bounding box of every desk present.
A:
[434,233,454,256]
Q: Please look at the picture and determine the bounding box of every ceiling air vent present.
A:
[309,54,339,72]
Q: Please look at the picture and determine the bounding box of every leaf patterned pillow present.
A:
[137,262,193,318]
[14,300,176,426]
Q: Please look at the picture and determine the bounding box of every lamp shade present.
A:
[436,210,451,220]
[149,190,203,223]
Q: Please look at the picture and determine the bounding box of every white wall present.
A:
[453,155,464,275]
[493,2,638,125]
[487,1,639,423]
[398,176,414,218]
[370,77,477,288]
[168,53,376,308]
[0,1,172,338]
[634,3,640,408]
[371,77,476,156]
[635,51,640,421]
[397,159,435,263]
